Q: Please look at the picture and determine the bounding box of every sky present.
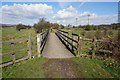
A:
[1,0,119,26]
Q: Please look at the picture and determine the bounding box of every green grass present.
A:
[72,57,120,78]
[2,57,120,78]
[2,27,36,41]
[2,27,37,63]
[2,57,48,78]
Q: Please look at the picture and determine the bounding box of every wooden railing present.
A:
[55,30,79,56]
[37,29,49,57]
[55,29,113,58]
[0,29,49,68]
[0,37,36,68]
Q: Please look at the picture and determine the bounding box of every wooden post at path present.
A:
[11,42,15,63]
[37,33,41,57]
[92,37,96,59]
[28,36,32,59]
[77,36,82,57]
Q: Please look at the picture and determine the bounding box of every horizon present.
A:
[1,1,119,26]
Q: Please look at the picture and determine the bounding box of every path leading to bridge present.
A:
[42,33,74,58]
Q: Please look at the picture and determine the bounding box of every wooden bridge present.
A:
[0,29,113,68]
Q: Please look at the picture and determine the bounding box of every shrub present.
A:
[95,30,103,39]
[81,31,86,36]
[85,25,93,31]
[107,30,113,36]
[53,23,59,29]
[16,24,31,31]
[61,25,64,29]
[33,18,50,33]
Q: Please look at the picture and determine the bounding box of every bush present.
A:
[81,31,86,36]
[61,25,64,29]
[52,23,59,29]
[16,24,31,31]
[85,25,93,31]
[33,18,50,33]
[95,30,103,39]
[107,30,113,36]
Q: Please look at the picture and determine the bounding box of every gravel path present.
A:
[42,33,74,58]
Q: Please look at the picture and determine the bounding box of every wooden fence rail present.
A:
[56,29,112,58]
[0,29,49,68]
[56,29,79,56]
[37,29,49,57]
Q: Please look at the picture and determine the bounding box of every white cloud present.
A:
[2,3,53,24]
[2,3,53,18]
[53,6,78,19]
[52,6,117,25]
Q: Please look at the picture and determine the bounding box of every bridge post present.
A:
[37,33,41,57]
[77,36,82,57]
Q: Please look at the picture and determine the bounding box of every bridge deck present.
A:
[42,33,74,58]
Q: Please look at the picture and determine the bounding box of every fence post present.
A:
[77,36,82,57]
[92,37,96,59]
[28,36,31,59]
[11,42,15,63]
[37,34,41,57]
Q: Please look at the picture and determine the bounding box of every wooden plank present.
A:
[0,52,11,57]
[98,49,112,54]
[82,47,92,50]
[82,39,92,41]
[72,33,79,36]
[59,32,78,43]
[0,39,28,44]
[1,48,28,57]
[59,29,68,34]
[0,56,29,68]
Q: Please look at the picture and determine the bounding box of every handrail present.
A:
[55,29,113,58]
[40,29,49,53]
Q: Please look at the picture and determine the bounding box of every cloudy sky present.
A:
[1,0,119,26]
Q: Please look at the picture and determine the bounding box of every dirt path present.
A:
[42,59,80,78]
[42,33,74,58]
